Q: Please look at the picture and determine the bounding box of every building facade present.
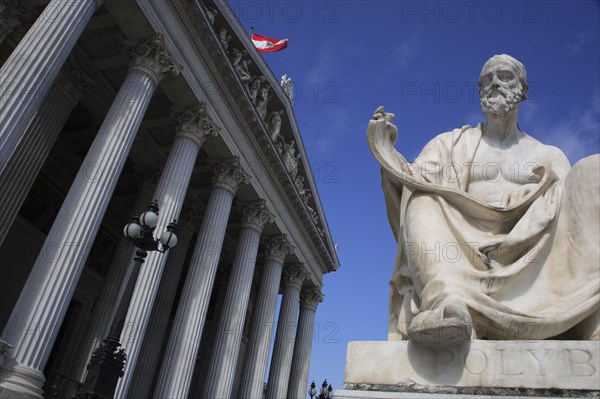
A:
[0,0,339,398]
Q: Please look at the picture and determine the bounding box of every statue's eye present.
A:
[480,73,493,86]
[497,70,515,82]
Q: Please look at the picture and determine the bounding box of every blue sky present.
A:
[228,0,600,393]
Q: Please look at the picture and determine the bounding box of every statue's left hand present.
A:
[500,184,537,207]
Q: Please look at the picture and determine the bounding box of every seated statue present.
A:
[368,54,599,347]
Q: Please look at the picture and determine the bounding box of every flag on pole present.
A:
[251,33,289,53]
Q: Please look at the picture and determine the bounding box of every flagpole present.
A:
[250,27,254,39]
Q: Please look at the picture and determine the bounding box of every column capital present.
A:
[171,103,219,148]
[265,235,294,264]
[282,263,308,289]
[0,0,35,33]
[300,286,324,311]
[210,157,250,193]
[54,58,88,105]
[240,200,273,232]
[128,32,182,83]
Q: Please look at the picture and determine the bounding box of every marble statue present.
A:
[282,140,300,177]
[218,28,231,52]
[281,74,294,103]
[368,54,599,347]
[231,48,251,84]
[256,84,271,120]
[248,76,265,104]
[202,2,218,25]
[267,110,283,142]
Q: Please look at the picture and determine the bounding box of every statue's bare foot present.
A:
[407,300,472,347]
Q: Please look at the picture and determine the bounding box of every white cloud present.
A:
[304,43,339,85]
[564,28,596,55]
[521,92,600,163]
[387,32,421,70]
[306,104,354,155]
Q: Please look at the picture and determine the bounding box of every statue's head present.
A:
[479,54,528,119]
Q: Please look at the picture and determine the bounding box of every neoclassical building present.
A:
[0,0,339,398]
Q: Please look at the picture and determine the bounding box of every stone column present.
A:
[114,104,217,397]
[201,201,274,399]
[188,267,230,397]
[266,263,308,399]
[0,33,180,399]
[126,208,200,399]
[151,159,249,399]
[69,177,157,384]
[239,236,294,399]
[0,0,34,44]
[0,59,85,247]
[287,286,324,399]
[0,0,102,172]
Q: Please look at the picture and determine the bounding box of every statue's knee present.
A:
[407,192,438,211]
[565,154,600,198]
[571,154,599,181]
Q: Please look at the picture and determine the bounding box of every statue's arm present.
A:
[368,107,557,219]
[368,106,413,175]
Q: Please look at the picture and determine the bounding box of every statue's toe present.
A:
[408,301,472,347]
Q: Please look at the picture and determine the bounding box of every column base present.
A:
[0,359,45,399]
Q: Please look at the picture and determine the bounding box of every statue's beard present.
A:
[480,86,522,119]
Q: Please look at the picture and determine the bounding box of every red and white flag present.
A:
[251,33,289,53]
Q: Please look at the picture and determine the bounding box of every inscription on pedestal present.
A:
[345,341,600,390]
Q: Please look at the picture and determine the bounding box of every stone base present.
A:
[0,359,45,399]
[344,340,600,392]
[334,388,598,398]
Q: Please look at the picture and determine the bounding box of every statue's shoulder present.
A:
[520,130,569,159]
[430,124,480,145]
[520,130,572,175]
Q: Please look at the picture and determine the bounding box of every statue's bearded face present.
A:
[479,63,524,119]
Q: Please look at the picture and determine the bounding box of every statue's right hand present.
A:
[373,106,395,124]
[370,106,398,143]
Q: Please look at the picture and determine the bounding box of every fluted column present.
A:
[0,59,85,247]
[239,236,294,399]
[189,268,230,397]
[0,33,180,399]
[266,263,308,399]
[0,0,34,44]
[152,158,249,399]
[287,286,324,399]
[114,104,217,397]
[126,208,200,399]
[70,177,157,384]
[201,201,274,399]
[0,0,102,171]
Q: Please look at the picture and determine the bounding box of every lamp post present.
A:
[308,379,334,399]
[77,202,176,399]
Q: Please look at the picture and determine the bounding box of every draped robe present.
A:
[371,123,600,341]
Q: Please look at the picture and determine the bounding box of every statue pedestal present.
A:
[336,340,600,398]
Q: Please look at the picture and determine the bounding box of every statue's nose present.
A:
[491,74,502,87]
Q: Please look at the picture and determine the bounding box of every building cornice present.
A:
[178,0,339,272]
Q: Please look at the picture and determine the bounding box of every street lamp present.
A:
[78,201,176,398]
[309,379,334,399]
[309,381,317,398]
